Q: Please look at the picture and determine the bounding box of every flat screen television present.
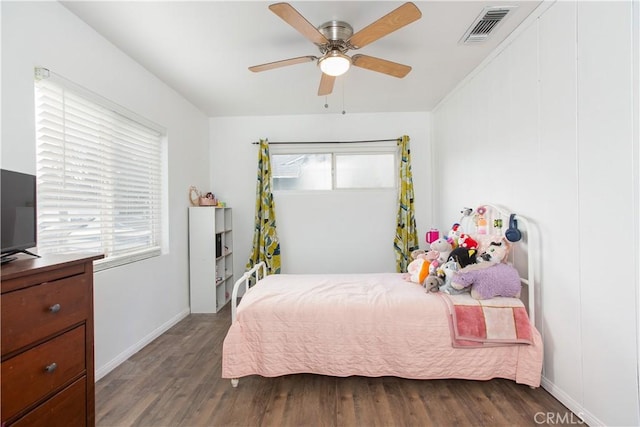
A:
[1,169,39,264]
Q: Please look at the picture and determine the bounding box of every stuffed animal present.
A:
[447,247,478,269]
[423,275,443,293]
[477,239,509,263]
[458,233,479,250]
[438,259,468,295]
[405,256,431,285]
[447,223,462,248]
[413,241,453,292]
[410,249,426,260]
[429,238,453,264]
[451,262,521,299]
[424,250,439,263]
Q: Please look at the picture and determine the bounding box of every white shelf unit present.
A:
[188,206,234,313]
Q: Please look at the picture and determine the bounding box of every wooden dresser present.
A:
[1,254,102,427]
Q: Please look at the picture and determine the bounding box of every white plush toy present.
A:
[429,238,453,264]
[477,238,510,263]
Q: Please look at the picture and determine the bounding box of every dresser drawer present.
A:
[1,274,89,355]
[1,326,86,421]
[8,377,87,427]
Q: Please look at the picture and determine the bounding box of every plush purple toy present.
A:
[451,262,521,300]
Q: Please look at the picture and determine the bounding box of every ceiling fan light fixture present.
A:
[319,51,351,77]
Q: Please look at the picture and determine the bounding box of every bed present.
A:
[222,205,542,388]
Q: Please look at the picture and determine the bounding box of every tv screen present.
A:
[1,169,37,257]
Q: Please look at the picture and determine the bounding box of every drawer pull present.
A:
[44,362,58,373]
[49,303,61,313]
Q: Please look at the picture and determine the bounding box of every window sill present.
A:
[94,247,161,272]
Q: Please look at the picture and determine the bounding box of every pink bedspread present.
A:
[222,273,543,387]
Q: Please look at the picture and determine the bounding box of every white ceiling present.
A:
[61,1,542,117]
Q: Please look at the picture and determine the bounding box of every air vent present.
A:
[460,6,517,44]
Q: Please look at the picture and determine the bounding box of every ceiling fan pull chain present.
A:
[342,78,346,115]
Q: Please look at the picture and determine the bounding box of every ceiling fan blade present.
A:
[351,54,412,78]
[318,73,335,96]
[348,2,422,49]
[269,3,329,46]
[249,56,317,72]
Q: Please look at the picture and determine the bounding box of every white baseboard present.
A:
[541,376,604,426]
[94,308,191,381]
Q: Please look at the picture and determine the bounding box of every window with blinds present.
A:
[34,72,165,270]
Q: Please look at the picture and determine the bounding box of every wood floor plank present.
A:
[279,374,337,427]
[96,303,577,426]
[367,378,398,426]
[381,377,432,427]
[414,381,450,426]
[452,380,510,426]
[261,376,291,426]
[396,379,434,425]
[335,377,358,426]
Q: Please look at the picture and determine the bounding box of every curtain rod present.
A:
[251,138,400,145]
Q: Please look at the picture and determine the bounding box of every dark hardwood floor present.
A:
[95,303,579,426]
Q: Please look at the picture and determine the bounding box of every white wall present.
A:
[210,112,431,276]
[1,2,210,378]
[432,2,638,426]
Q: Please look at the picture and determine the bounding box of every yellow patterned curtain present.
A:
[246,139,281,274]
[394,135,419,272]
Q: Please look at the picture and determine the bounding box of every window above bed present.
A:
[271,143,397,191]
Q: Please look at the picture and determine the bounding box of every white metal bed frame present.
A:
[228,204,538,387]
[231,260,267,324]
[456,204,537,325]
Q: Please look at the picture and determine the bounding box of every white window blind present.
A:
[34,72,164,270]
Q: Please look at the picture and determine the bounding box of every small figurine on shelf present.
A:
[189,186,201,206]
[200,192,218,206]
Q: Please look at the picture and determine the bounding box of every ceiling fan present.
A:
[249,2,422,96]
